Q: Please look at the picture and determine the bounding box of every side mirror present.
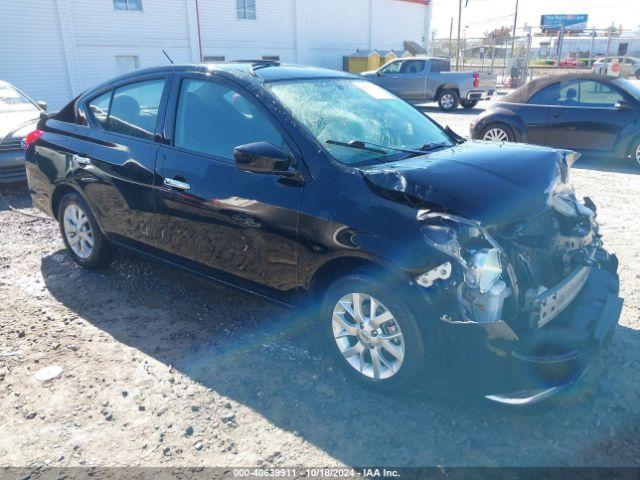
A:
[377,70,383,76]
[234,142,291,175]
[614,99,633,110]
[37,101,47,111]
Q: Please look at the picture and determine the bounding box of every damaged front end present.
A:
[366,148,623,404]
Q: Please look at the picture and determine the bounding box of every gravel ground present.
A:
[1,108,640,468]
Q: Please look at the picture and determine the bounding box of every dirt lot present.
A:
[1,113,640,468]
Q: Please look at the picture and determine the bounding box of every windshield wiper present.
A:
[326,139,426,155]
[398,142,450,159]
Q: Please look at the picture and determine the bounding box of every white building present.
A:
[0,0,431,110]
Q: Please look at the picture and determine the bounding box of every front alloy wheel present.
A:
[482,126,511,142]
[332,293,405,380]
[323,272,429,393]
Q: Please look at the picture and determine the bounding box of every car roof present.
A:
[84,62,356,96]
[502,73,621,104]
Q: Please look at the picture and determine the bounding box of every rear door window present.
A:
[107,79,165,140]
[430,60,449,72]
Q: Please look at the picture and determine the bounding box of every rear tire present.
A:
[58,192,113,269]
[481,123,514,142]
[437,89,460,111]
[461,99,479,109]
[322,271,428,393]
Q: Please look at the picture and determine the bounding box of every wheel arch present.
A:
[475,108,525,142]
[50,182,99,224]
[435,84,460,98]
[51,183,81,220]
[305,254,410,301]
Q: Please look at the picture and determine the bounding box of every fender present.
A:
[613,116,640,158]
[474,105,526,142]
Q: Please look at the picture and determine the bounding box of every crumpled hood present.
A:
[359,141,569,226]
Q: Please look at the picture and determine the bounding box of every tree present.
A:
[483,26,511,45]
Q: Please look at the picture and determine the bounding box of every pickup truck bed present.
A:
[361,57,496,111]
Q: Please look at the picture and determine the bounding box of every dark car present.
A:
[471,74,640,168]
[24,63,622,405]
[0,80,45,183]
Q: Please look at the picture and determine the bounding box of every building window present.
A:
[204,56,226,63]
[262,55,279,62]
[114,0,142,11]
[236,0,256,19]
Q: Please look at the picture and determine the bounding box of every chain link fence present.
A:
[431,27,640,87]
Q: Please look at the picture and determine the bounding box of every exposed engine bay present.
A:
[393,150,616,333]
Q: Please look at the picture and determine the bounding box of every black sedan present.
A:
[24,63,622,405]
[471,74,640,168]
[0,80,45,183]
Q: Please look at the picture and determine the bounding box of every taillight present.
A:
[472,72,480,88]
[22,129,44,151]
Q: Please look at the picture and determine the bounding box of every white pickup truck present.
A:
[361,57,496,111]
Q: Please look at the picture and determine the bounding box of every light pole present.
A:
[455,0,462,69]
[510,0,519,57]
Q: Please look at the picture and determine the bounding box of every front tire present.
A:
[322,272,427,393]
[481,123,514,142]
[461,99,479,109]
[437,89,460,111]
[58,192,113,268]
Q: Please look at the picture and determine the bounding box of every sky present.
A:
[430,0,640,39]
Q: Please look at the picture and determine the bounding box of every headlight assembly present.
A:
[418,212,504,291]
[466,248,502,293]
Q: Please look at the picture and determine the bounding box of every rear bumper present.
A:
[0,149,26,183]
[434,257,622,405]
[466,89,495,101]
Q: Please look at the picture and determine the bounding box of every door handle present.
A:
[551,112,561,118]
[72,154,91,166]
[163,177,191,191]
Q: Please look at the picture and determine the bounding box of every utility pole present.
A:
[448,17,454,61]
[510,0,519,57]
[588,29,596,68]
[455,0,462,69]
[556,25,564,66]
[604,22,614,69]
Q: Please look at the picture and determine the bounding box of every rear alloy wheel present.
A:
[482,124,513,142]
[58,192,113,268]
[323,272,427,393]
[437,89,460,111]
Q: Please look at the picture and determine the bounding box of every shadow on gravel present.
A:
[573,154,639,175]
[0,182,30,212]
[41,249,640,466]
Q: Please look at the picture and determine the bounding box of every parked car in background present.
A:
[24,63,622,405]
[360,57,496,111]
[559,57,580,68]
[0,81,46,183]
[592,56,640,78]
[471,74,640,168]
